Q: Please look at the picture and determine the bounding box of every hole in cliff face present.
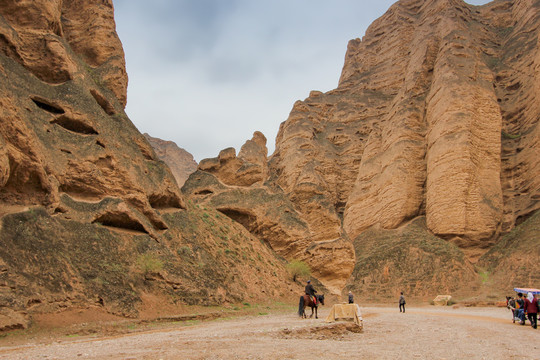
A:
[335,201,346,215]
[96,140,105,148]
[148,193,183,209]
[51,115,98,135]
[506,82,521,91]
[217,208,284,251]
[90,89,116,115]
[31,97,65,114]
[515,212,533,227]
[218,208,257,231]
[194,189,214,196]
[92,212,148,234]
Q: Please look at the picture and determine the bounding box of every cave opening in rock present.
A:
[218,208,257,232]
[92,212,148,234]
[148,193,183,210]
[51,115,98,135]
[31,97,65,114]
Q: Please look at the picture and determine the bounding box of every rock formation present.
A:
[0,0,295,330]
[1,0,539,330]
[184,0,540,295]
[144,133,198,187]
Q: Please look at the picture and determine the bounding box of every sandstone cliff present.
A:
[0,0,295,330]
[144,133,198,187]
[184,0,540,296]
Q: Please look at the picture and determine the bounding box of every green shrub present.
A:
[136,253,163,275]
[286,260,311,282]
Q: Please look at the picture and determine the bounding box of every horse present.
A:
[298,294,325,319]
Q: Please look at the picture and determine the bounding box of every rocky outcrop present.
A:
[0,0,127,106]
[184,136,355,294]
[0,0,173,232]
[144,133,198,187]
[198,131,269,187]
[274,0,539,250]
[185,0,540,295]
[0,0,296,328]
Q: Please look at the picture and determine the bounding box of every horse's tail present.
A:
[298,295,304,316]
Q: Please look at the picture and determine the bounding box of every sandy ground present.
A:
[0,305,538,360]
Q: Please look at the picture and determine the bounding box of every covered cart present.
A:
[513,287,540,295]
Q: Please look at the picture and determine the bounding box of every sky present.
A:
[114,0,492,162]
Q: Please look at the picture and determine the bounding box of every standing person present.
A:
[507,296,517,323]
[516,292,526,325]
[348,291,354,304]
[523,292,538,329]
[399,292,406,313]
[305,280,317,305]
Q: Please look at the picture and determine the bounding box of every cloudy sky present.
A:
[114,0,492,162]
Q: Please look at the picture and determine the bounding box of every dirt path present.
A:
[0,306,538,359]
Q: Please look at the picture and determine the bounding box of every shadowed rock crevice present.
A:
[92,211,148,234]
[218,208,257,232]
[148,193,184,210]
[90,89,116,115]
[51,115,98,135]
[31,97,65,114]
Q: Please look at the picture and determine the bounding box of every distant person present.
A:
[523,292,538,329]
[399,292,406,313]
[348,291,354,304]
[305,280,317,305]
[516,292,526,325]
[507,296,517,323]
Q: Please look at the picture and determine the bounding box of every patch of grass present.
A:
[501,131,521,139]
[136,253,163,275]
[479,271,490,284]
[286,259,311,282]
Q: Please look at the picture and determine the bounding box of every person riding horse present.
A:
[305,280,317,305]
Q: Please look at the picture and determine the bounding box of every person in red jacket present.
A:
[523,292,538,329]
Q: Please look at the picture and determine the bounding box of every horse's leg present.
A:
[310,306,314,318]
[315,306,318,319]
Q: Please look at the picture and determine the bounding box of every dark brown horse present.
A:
[298,294,325,319]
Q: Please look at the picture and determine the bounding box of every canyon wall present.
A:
[184,0,540,294]
[0,0,295,330]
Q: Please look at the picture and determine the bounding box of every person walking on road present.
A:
[399,292,406,313]
[524,292,538,329]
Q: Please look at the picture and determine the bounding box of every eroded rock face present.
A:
[198,132,269,187]
[276,0,539,247]
[0,0,183,231]
[184,0,540,294]
[144,133,198,187]
[0,0,297,326]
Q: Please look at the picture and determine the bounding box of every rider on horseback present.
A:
[305,280,317,305]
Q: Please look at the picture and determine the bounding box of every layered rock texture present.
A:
[0,1,295,330]
[1,0,539,330]
[183,0,540,296]
[144,133,197,187]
